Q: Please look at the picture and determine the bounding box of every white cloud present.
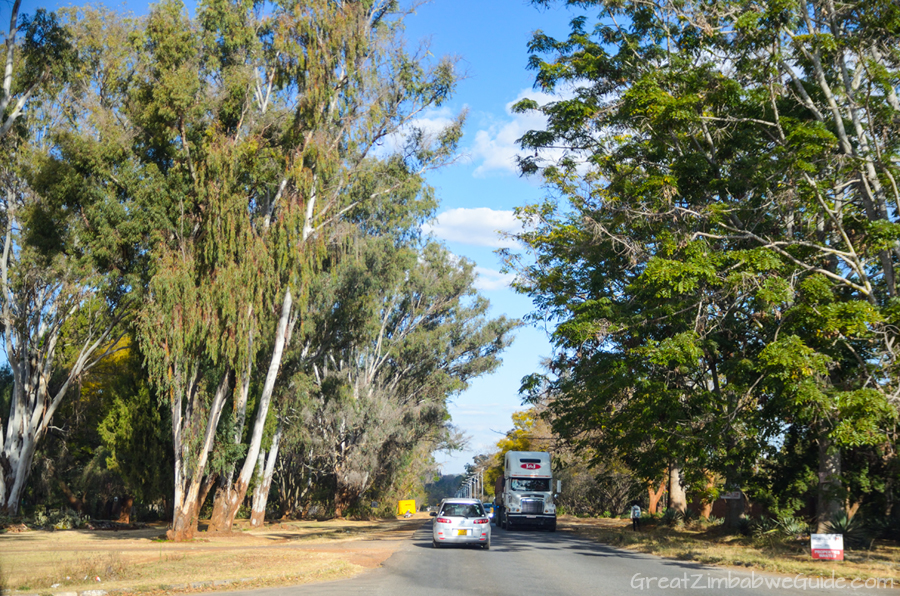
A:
[470,88,571,177]
[473,266,515,292]
[423,207,522,248]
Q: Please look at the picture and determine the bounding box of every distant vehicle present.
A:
[482,502,495,519]
[430,498,491,549]
[495,451,558,531]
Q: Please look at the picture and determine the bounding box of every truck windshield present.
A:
[510,478,550,491]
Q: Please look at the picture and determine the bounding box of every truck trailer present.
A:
[494,451,557,531]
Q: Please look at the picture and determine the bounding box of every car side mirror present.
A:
[429,511,437,517]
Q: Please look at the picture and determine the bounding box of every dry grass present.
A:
[0,515,426,595]
[560,516,900,582]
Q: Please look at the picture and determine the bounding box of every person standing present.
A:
[631,503,641,531]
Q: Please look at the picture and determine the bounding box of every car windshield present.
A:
[510,478,550,491]
[440,503,485,517]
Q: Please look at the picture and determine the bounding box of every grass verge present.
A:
[0,515,426,595]
[559,516,900,583]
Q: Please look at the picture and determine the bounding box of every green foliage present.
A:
[774,515,808,539]
[28,507,87,530]
[95,341,174,504]
[505,0,900,530]
[275,193,514,515]
[825,512,871,550]
[660,508,684,527]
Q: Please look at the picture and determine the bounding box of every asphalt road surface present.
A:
[220,522,895,596]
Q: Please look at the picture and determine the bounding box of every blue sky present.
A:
[19,0,585,474]
[402,1,580,474]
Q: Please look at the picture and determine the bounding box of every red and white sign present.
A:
[520,463,541,470]
[811,534,844,560]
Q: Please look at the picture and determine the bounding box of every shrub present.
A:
[27,507,87,530]
[750,516,776,537]
[866,514,900,540]
[774,515,807,539]
[705,515,723,526]
[825,512,872,550]
[661,508,684,526]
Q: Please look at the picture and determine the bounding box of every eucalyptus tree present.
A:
[61,0,461,539]
[0,2,142,515]
[272,235,515,518]
[197,0,464,533]
[508,0,900,527]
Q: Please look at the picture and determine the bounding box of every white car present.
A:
[430,498,491,549]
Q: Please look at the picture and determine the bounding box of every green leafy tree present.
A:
[0,1,142,515]
[278,233,515,518]
[95,340,174,513]
[64,0,462,539]
[507,0,900,529]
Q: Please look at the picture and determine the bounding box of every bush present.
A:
[661,508,684,526]
[774,515,807,539]
[825,512,872,550]
[866,514,900,540]
[750,516,776,537]
[28,507,87,530]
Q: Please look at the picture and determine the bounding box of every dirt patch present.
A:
[0,515,426,595]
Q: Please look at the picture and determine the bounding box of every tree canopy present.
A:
[506,0,900,528]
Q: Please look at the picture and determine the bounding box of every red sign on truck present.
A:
[520,463,541,470]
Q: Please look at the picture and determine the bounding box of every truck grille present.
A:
[521,499,543,514]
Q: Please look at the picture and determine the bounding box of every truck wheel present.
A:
[549,520,557,532]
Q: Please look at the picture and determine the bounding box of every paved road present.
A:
[220,522,895,595]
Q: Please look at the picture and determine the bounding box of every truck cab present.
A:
[495,451,557,531]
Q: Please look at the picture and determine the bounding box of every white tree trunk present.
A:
[207,287,293,533]
[667,461,687,514]
[250,420,283,527]
[167,370,230,540]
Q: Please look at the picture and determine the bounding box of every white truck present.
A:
[494,451,558,531]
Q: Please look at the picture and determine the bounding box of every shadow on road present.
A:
[411,520,719,573]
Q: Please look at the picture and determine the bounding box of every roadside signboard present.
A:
[811,534,844,560]
[721,491,741,500]
[397,500,416,516]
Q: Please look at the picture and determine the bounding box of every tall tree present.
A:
[200,0,464,533]
[507,0,900,528]
[62,0,462,539]
[277,235,515,518]
[0,2,141,515]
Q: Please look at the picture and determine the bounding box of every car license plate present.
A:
[526,515,536,518]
